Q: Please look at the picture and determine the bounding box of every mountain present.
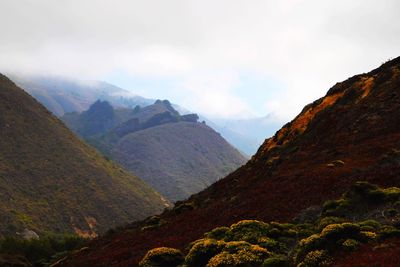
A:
[12,74,271,157]
[9,75,154,116]
[59,57,400,266]
[0,74,169,238]
[210,115,283,156]
[63,100,247,202]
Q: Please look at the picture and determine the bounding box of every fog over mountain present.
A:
[1,0,400,122]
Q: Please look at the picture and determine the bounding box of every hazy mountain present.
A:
[8,75,154,116]
[63,100,247,202]
[11,74,276,157]
[61,57,400,266]
[0,73,168,238]
[209,115,283,156]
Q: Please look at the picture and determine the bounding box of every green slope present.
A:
[0,74,169,238]
[107,121,246,202]
[65,100,247,202]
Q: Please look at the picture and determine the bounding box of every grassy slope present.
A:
[0,74,168,237]
[64,100,246,202]
[111,122,246,201]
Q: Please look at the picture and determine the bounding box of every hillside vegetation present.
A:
[63,100,247,202]
[139,182,400,266]
[59,57,400,266]
[0,74,168,238]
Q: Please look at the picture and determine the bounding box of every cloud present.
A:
[1,0,400,120]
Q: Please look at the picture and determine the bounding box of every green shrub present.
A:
[320,223,360,240]
[358,220,381,231]
[296,223,367,262]
[341,239,359,251]
[379,226,400,240]
[262,254,289,267]
[318,217,345,230]
[321,199,351,217]
[207,242,269,267]
[297,250,331,267]
[139,247,184,267]
[258,237,287,253]
[184,239,225,267]
[205,227,230,240]
[225,220,270,243]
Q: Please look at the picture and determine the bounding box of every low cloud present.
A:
[1,0,399,120]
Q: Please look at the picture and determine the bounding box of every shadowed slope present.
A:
[0,74,168,238]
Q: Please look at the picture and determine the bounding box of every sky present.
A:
[1,0,400,121]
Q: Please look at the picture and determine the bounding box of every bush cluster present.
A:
[139,182,400,267]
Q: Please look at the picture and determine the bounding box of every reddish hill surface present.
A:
[60,58,400,266]
[333,237,400,267]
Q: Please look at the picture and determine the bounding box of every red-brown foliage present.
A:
[60,58,400,266]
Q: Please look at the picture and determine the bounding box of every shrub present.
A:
[262,254,289,267]
[205,227,230,240]
[359,231,377,241]
[225,220,270,243]
[298,250,331,267]
[358,220,381,231]
[139,247,184,267]
[379,226,400,240]
[320,223,360,240]
[207,242,269,267]
[184,239,225,267]
[318,217,345,230]
[258,237,287,253]
[296,223,367,262]
[341,239,359,251]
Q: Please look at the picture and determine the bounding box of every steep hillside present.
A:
[137,182,400,267]
[109,122,245,202]
[65,100,247,202]
[60,57,400,266]
[0,74,168,238]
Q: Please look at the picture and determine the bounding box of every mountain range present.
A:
[58,57,400,266]
[63,100,247,202]
[0,74,169,238]
[9,74,154,117]
[10,74,278,155]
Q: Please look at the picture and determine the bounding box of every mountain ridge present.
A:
[59,57,400,266]
[64,100,247,202]
[0,73,168,238]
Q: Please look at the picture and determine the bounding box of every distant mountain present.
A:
[0,74,168,238]
[210,115,283,156]
[9,75,154,116]
[11,74,275,156]
[63,100,247,202]
[61,57,400,266]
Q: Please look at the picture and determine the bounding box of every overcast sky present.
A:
[1,0,399,120]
